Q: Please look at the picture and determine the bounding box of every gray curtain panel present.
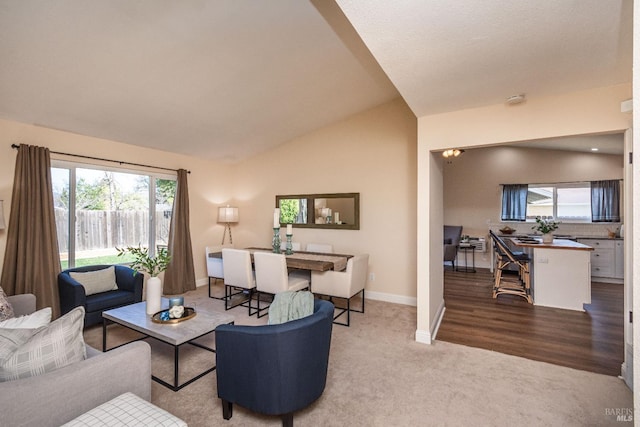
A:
[0,144,61,318]
[591,180,620,222]
[163,169,196,294]
[501,184,528,221]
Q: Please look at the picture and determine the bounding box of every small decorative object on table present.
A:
[532,216,560,244]
[116,244,171,315]
[272,228,281,253]
[272,208,282,253]
[168,296,184,307]
[499,226,516,235]
[285,223,293,255]
[152,306,197,323]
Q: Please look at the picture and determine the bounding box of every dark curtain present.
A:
[163,169,196,294]
[591,180,620,222]
[501,184,528,221]
[0,144,61,318]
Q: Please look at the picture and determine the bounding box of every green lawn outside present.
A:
[60,254,135,270]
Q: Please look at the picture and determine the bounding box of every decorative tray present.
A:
[151,307,196,324]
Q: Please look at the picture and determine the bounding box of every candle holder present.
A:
[285,234,293,255]
[272,227,281,253]
[168,296,184,307]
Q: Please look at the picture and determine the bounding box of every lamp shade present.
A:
[218,206,239,223]
[0,200,5,230]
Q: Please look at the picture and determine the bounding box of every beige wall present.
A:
[0,118,236,282]
[0,98,418,303]
[231,98,418,303]
[443,145,624,268]
[416,83,632,343]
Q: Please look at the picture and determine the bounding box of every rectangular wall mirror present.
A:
[276,193,360,230]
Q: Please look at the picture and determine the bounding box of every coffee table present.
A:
[102,299,234,391]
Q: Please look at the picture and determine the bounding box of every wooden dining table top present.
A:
[208,247,353,272]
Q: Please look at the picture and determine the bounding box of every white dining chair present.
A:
[305,243,334,253]
[221,248,256,313]
[206,244,233,299]
[311,254,369,326]
[253,252,310,318]
[281,241,302,251]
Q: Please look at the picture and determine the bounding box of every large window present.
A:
[51,163,177,269]
[526,183,591,222]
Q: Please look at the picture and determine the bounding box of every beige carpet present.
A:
[83,285,633,426]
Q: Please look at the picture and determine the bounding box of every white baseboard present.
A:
[431,299,446,340]
[365,290,417,306]
[415,299,446,345]
[197,280,418,308]
[415,329,432,344]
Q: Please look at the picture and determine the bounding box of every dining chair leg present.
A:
[346,298,351,326]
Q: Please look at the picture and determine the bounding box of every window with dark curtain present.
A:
[591,180,620,222]
[501,184,528,221]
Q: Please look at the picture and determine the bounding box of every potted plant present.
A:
[532,216,560,243]
[116,245,171,314]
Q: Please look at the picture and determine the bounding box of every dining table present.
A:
[208,247,352,272]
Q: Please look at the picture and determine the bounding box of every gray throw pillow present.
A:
[0,306,86,382]
[0,287,14,321]
[69,266,118,296]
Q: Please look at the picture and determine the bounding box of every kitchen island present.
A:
[510,237,594,311]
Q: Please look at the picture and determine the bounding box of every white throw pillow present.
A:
[0,306,86,382]
[69,266,118,295]
[0,307,51,329]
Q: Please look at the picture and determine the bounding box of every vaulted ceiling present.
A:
[0,1,632,162]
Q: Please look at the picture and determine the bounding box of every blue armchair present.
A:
[215,299,334,427]
[58,265,143,327]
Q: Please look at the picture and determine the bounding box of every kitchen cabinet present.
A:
[577,238,624,283]
[511,238,592,311]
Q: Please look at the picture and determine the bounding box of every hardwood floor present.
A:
[437,267,624,376]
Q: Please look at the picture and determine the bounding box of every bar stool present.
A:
[489,230,532,303]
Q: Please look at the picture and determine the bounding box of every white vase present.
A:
[541,233,554,244]
[146,276,163,315]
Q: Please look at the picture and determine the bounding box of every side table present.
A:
[456,243,477,273]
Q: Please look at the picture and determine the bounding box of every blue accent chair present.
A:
[58,265,143,327]
[444,225,463,269]
[215,299,334,427]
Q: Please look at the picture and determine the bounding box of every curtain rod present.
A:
[500,179,622,186]
[10,144,190,174]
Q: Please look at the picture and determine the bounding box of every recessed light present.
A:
[591,148,599,152]
[506,94,526,105]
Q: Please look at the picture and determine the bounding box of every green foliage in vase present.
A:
[116,244,171,277]
[532,216,560,234]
